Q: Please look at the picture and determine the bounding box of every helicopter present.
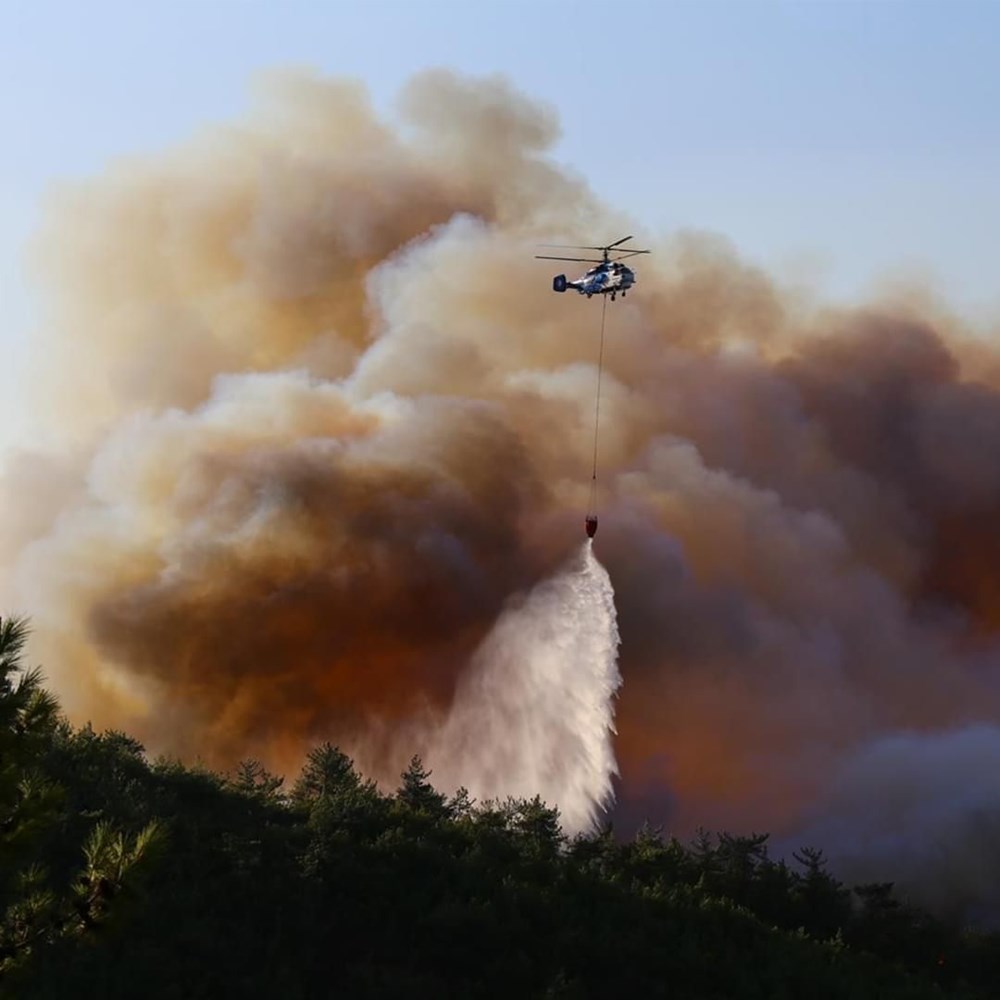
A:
[535,235,651,301]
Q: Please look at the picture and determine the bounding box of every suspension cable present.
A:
[588,294,609,517]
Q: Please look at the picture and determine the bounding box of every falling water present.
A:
[427,540,622,835]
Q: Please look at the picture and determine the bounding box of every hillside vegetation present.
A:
[1,615,997,999]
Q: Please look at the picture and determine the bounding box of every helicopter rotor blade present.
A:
[535,255,606,263]
[536,244,610,251]
[534,236,649,262]
[537,236,639,252]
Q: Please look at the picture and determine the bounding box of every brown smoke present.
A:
[6,67,1000,915]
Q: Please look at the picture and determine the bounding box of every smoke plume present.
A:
[6,67,1000,914]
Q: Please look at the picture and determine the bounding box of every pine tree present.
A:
[398,755,447,815]
[292,743,360,806]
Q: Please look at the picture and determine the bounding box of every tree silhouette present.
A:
[0,614,996,999]
[292,743,360,806]
[398,755,448,816]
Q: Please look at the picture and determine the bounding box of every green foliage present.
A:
[398,754,449,816]
[291,743,360,806]
[0,613,997,999]
[229,758,285,804]
[75,819,166,927]
[0,617,163,983]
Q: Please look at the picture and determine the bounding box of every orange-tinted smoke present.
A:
[6,70,1000,897]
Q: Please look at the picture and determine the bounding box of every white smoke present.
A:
[424,540,622,835]
[787,725,1000,923]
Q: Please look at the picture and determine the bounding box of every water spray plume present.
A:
[414,540,621,835]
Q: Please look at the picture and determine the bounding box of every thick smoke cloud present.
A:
[5,68,1000,915]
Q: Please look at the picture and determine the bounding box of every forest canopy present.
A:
[1,614,997,999]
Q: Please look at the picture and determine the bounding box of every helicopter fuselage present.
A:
[553,261,636,299]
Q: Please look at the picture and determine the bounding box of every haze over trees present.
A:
[1,613,997,999]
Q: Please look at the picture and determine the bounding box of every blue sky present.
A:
[3,0,1000,450]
